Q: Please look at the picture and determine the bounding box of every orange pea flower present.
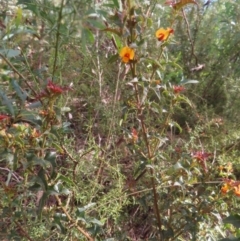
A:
[119,46,135,63]
[155,28,174,41]
[131,128,138,143]
[234,185,240,197]
[221,183,230,194]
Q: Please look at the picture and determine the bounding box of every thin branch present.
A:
[0,167,23,182]
[55,195,94,241]
[14,221,35,241]
[182,8,198,66]
[0,53,38,96]
[52,0,65,79]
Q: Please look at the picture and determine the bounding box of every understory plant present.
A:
[1,0,240,241]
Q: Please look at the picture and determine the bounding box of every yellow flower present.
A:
[155,28,174,41]
[119,46,135,63]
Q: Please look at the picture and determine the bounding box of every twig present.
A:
[182,8,198,65]
[52,0,64,79]
[0,167,23,182]
[0,53,38,96]
[14,221,34,241]
[55,195,94,241]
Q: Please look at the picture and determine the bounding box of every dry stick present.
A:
[55,195,94,241]
[0,53,38,96]
[182,8,198,66]
[14,221,35,241]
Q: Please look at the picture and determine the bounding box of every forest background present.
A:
[1,0,240,240]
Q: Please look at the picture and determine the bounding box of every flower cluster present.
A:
[119,26,174,63]
[173,85,185,94]
[0,114,10,121]
[36,80,71,99]
[191,151,212,162]
[191,151,212,172]
[221,179,240,197]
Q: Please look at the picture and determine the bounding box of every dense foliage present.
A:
[1,0,240,240]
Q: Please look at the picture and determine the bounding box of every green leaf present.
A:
[112,0,120,8]
[55,174,74,186]
[82,28,95,45]
[169,121,182,133]
[53,215,67,234]
[0,89,15,116]
[89,218,104,226]
[37,191,48,218]
[11,79,27,102]
[3,28,37,40]
[87,19,105,29]
[181,79,199,85]
[218,239,240,241]
[28,101,42,109]
[223,214,240,228]
[0,49,21,58]
[77,203,96,213]
[48,183,71,195]
[31,157,51,169]
[17,0,38,14]
[107,54,119,63]
[37,168,48,191]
